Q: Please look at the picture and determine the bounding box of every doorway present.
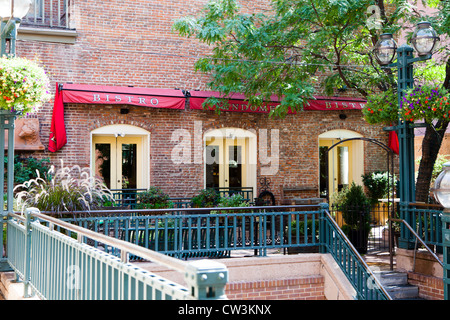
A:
[319,130,364,201]
[204,128,256,194]
[91,125,150,190]
[205,137,246,189]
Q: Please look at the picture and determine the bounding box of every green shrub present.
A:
[330,185,350,206]
[341,182,371,230]
[362,171,396,205]
[289,219,319,237]
[5,155,50,184]
[211,193,250,214]
[217,194,249,208]
[191,188,220,208]
[136,187,174,209]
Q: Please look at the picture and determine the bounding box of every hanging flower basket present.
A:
[0,56,51,117]
[362,85,450,126]
[362,88,398,125]
[399,85,450,123]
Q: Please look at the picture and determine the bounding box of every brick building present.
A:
[11,0,392,203]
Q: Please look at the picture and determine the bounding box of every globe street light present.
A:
[374,21,450,298]
[433,162,450,209]
[411,21,440,56]
[373,33,397,66]
[0,0,32,56]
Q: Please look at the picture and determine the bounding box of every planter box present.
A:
[347,229,369,254]
[286,235,320,254]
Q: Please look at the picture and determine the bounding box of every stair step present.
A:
[369,269,422,300]
[385,284,419,300]
[378,271,408,286]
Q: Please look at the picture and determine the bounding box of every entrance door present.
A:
[93,135,143,190]
[205,137,246,189]
[319,140,353,198]
[318,130,364,202]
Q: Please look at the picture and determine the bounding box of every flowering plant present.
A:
[362,85,450,126]
[362,89,398,125]
[399,85,450,123]
[0,56,51,116]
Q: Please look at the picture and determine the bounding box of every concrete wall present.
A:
[396,248,444,300]
[138,253,356,300]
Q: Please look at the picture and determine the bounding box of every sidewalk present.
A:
[0,272,39,300]
[364,250,397,271]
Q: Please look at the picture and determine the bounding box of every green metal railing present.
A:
[60,204,390,300]
[5,203,396,300]
[61,205,321,259]
[6,208,228,300]
[109,187,254,209]
[404,203,443,252]
[320,207,391,300]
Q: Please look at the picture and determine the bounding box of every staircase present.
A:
[371,269,423,300]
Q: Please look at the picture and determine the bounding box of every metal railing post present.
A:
[319,202,329,254]
[23,208,39,298]
[184,260,228,300]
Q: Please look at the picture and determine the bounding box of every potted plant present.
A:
[362,171,391,205]
[330,186,350,227]
[136,186,174,210]
[134,187,176,254]
[203,194,251,256]
[341,182,371,254]
[191,188,220,209]
[362,84,450,126]
[211,193,250,214]
[362,171,397,226]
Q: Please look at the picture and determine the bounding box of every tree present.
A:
[173,0,450,202]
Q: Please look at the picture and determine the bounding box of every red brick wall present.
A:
[225,275,326,300]
[34,101,389,199]
[408,272,444,300]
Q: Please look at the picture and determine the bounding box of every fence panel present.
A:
[6,210,228,300]
[320,209,391,300]
[409,204,443,253]
[6,205,397,300]
[62,208,321,260]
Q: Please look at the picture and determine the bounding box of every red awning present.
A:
[189,90,366,113]
[61,83,186,110]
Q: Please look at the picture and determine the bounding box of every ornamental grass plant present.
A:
[14,160,113,216]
